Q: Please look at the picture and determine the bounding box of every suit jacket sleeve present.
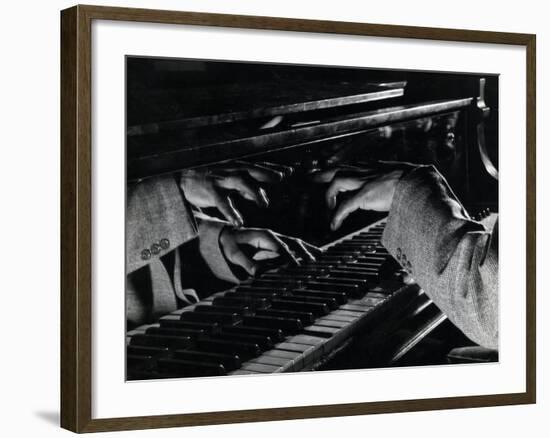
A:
[381,165,498,349]
[126,175,198,274]
[194,212,241,284]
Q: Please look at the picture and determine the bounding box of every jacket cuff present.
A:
[126,175,198,274]
[382,165,483,274]
[196,215,240,284]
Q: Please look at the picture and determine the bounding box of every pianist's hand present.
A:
[219,227,321,276]
[312,162,418,230]
[179,161,292,227]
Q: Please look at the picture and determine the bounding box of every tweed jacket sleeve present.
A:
[381,165,498,349]
[126,175,198,274]
[195,213,241,284]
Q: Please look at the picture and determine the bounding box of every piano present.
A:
[125,58,499,380]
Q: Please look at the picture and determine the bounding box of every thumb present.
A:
[222,234,257,276]
[331,193,363,231]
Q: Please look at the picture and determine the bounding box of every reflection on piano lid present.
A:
[126,75,479,181]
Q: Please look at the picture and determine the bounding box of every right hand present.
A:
[179,161,292,227]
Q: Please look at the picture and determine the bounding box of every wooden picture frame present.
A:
[60,4,536,433]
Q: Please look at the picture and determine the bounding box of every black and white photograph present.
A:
[125,57,499,380]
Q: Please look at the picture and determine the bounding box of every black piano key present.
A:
[242,315,303,334]
[130,333,194,349]
[347,261,383,269]
[356,256,387,263]
[300,261,339,269]
[211,332,273,350]
[284,267,327,276]
[255,308,315,325]
[270,298,330,317]
[283,294,338,310]
[145,326,205,339]
[291,288,348,305]
[261,273,313,281]
[180,311,241,325]
[157,358,227,377]
[196,338,261,360]
[158,318,221,333]
[173,349,241,371]
[336,265,380,273]
[213,296,269,310]
[194,304,252,316]
[227,290,280,300]
[220,325,285,342]
[235,285,287,295]
[302,328,335,339]
[335,244,378,251]
[305,280,361,295]
[249,278,303,288]
[127,345,170,359]
[324,249,361,257]
[316,255,354,263]
[341,238,380,243]
[329,270,376,281]
[127,369,181,380]
[127,354,155,370]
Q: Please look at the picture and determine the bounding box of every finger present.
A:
[214,193,244,227]
[223,237,257,276]
[231,161,284,183]
[256,161,294,177]
[253,249,281,261]
[280,236,317,262]
[310,168,340,183]
[298,239,324,257]
[331,192,365,231]
[215,173,269,207]
[310,166,378,184]
[235,229,299,265]
[326,176,367,209]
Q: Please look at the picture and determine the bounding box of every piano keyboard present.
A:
[126,218,416,379]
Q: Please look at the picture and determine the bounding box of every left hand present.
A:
[219,227,321,276]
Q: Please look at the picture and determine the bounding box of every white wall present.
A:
[0,0,546,436]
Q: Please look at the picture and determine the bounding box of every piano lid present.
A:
[127,79,406,135]
[127,95,473,181]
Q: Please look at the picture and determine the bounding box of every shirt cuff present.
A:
[196,215,240,284]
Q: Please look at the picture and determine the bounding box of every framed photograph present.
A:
[60,4,536,433]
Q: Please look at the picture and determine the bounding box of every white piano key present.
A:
[290,334,326,346]
[331,309,364,318]
[321,313,357,323]
[359,297,385,306]
[313,319,349,328]
[339,304,372,312]
[303,325,341,337]
[365,292,389,300]
[240,363,282,373]
[229,369,260,375]
[275,342,314,353]
[261,350,303,371]
[247,355,290,368]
